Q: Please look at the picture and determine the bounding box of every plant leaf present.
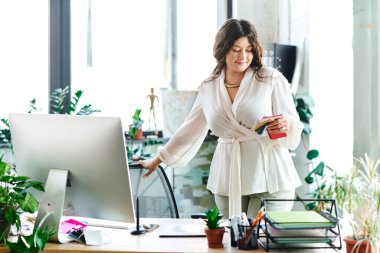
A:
[306,149,319,160]
[305,175,314,184]
[313,161,324,176]
[66,89,84,114]
[50,86,69,114]
[18,192,39,213]
[77,104,101,115]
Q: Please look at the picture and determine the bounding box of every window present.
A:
[71,0,169,129]
[176,0,218,90]
[309,0,353,171]
[0,1,48,119]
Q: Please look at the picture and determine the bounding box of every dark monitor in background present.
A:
[262,43,297,83]
[9,113,135,243]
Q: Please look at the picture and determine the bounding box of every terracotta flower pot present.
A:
[204,227,225,248]
[344,237,374,253]
[129,126,145,140]
[133,128,145,140]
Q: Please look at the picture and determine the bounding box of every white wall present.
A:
[309,0,353,173]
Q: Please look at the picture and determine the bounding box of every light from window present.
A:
[0,1,48,119]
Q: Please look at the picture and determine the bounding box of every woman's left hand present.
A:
[267,116,289,134]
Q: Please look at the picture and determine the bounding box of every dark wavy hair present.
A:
[211,19,263,79]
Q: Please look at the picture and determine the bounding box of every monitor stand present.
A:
[35,168,71,243]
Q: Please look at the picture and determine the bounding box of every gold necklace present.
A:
[224,82,240,88]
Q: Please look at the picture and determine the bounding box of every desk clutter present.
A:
[228,199,342,251]
[60,218,160,245]
[257,199,342,251]
[230,208,264,250]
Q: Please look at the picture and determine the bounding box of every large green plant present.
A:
[293,93,314,135]
[302,150,380,251]
[346,155,380,251]
[301,149,347,215]
[0,154,54,252]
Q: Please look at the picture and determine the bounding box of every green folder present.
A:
[266,211,335,229]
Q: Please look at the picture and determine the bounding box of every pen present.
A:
[241,207,264,246]
[240,212,250,226]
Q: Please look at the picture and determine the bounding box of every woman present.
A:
[139,19,303,218]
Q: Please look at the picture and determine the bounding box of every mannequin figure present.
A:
[146,87,159,135]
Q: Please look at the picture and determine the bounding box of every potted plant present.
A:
[302,150,380,253]
[0,153,54,252]
[126,109,145,161]
[204,206,225,248]
[341,155,380,253]
[129,108,144,140]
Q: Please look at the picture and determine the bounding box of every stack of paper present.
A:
[265,211,336,229]
[262,211,339,244]
[264,224,338,244]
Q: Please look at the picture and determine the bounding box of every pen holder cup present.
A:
[230,226,237,247]
[237,224,258,250]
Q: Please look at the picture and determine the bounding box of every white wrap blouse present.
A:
[157,67,303,217]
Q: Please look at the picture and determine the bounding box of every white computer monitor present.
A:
[9,113,135,243]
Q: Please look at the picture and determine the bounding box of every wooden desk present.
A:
[0,218,344,253]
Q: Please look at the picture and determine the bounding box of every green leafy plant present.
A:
[293,93,314,135]
[0,118,11,145]
[302,150,380,252]
[344,155,380,252]
[27,99,39,114]
[204,207,222,230]
[5,225,55,253]
[0,86,100,145]
[129,108,144,139]
[302,149,340,212]
[126,109,145,161]
[49,85,101,115]
[0,153,54,252]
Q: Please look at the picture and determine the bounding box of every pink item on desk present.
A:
[60,218,87,234]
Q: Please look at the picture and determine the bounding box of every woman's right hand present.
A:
[139,156,162,178]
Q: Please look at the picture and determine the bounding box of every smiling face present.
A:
[225,36,253,76]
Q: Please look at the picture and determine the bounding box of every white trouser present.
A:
[214,189,295,219]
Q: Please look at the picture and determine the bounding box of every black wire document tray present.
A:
[257,199,342,251]
[262,223,339,244]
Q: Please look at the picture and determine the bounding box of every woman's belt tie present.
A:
[218,135,270,217]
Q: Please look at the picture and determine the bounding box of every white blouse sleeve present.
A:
[272,73,304,150]
[157,84,209,167]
